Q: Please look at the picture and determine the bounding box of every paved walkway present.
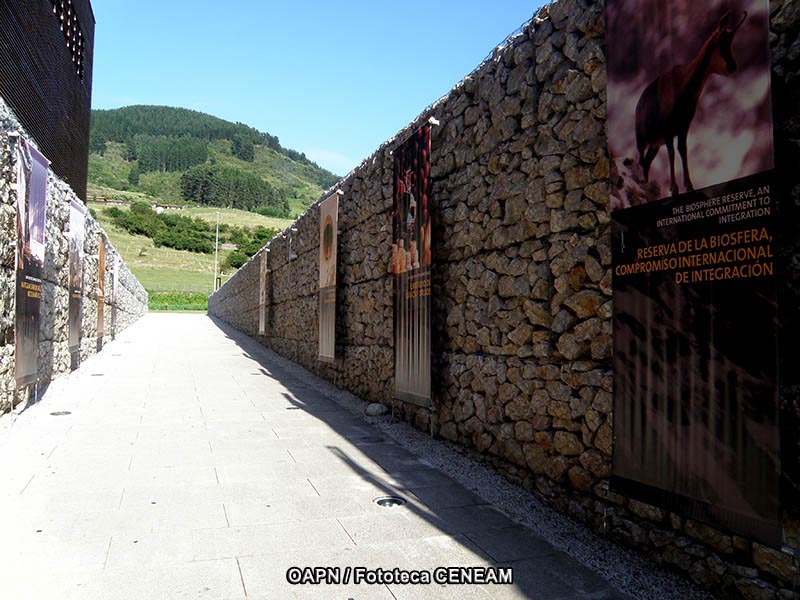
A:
[0,314,629,600]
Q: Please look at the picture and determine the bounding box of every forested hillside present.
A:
[89,105,340,217]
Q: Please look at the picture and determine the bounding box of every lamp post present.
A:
[213,211,220,291]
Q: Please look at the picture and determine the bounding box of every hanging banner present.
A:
[14,138,48,387]
[97,234,106,349]
[111,253,119,340]
[259,250,268,336]
[318,193,338,363]
[606,0,780,545]
[68,199,87,371]
[392,126,432,406]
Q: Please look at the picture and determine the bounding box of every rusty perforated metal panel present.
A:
[0,0,95,200]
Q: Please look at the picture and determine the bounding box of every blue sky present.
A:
[90,0,544,175]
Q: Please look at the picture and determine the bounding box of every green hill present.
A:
[87,105,334,309]
[89,105,339,217]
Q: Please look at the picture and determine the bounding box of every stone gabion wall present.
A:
[0,101,15,406]
[210,0,799,597]
[0,96,148,413]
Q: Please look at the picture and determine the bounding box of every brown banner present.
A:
[68,199,86,370]
[111,253,119,340]
[392,126,432,407]
[606,0,781,546]
[14,138,48,388]
[259,250,268,336]
[318,193,338,363]
[97,234,106,350]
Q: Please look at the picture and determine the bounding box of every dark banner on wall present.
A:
[111,253,119,340]
[68,199,86,370]
[259,250,268,336]
[318,193,338,363]
[97,234,106,350]
[392,126,432,406]
[606,0,781,545]
[14,138,48,387]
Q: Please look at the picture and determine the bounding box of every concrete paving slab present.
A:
[374,466,460,488]
[213,461,302,484]
[337,510,454,545]
[223,500,305,527]
[105,529,197,569]
[211,441,297,459]
[1,571,100,600]
[20,486,125,513]
[491,555,628,600]
[69,502,228,537]
[192,518,355,560]
[465,526,558,563]
[305,472,412,500]
[120,479,320,509]
[74,558,245,600]
[124,465,220,485]
[434,504,517,534]
[0,533,110,575]
[359,535,496,600]
[407,483,490,510]
[271,423,377,441]
[237,544,397,599]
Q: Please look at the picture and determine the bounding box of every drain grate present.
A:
[285,407,301,411]
[50,411,71,416]
[90,373,104,377]
[374,496,406,508]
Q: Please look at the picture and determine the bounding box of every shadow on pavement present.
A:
[208,315,629,600]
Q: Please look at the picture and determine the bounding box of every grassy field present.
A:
[87,182,155,204]
[181,206,293,232]
[89,202,285,296]
[148,292,209,312]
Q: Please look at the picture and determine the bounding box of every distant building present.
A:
[0,0,95,201]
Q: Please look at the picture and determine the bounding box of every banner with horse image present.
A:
[14,138,48,388]
[318,193,338,363]
[606,0,781,546]
[69,199,87,370]
[392,125,432,407]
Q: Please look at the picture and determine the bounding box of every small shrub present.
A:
[226,250,249,269]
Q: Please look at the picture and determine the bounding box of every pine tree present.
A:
[128,163,140,186]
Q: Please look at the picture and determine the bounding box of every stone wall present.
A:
[0,96,148,413]
[0,100,16,408]
[209,0,799,597]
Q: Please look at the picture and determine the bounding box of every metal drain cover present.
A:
[358,436,385,444]
[285,407,301,411]
[50,411,71,416]
[374,496,406,508]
